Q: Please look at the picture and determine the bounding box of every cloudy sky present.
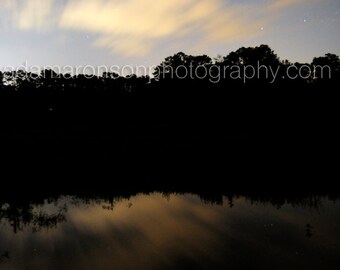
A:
[0,0,339,69]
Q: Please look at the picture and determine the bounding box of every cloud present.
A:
[1,0,55,31]
[268,0,308,11]
[0,0,17,29]
[1,0,310,56]
[59,0,309,56]
[59,0,216,56]
[58,0,262,56]
[17,0,55,30]
[93,35,153,56]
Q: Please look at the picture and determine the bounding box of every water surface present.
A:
[1,193,339,269]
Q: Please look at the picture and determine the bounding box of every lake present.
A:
[1,192,339,269]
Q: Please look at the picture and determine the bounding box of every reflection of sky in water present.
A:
[1,193,340,269]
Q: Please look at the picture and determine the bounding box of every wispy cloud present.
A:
[268,0,308,11]
[17,0,55,30]
[1,0,55,31]
[58,0,261,56]
[59,0,309,56]
[0,0,310,56]
[59,0,220,56]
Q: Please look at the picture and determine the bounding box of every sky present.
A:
[0,0,339,71]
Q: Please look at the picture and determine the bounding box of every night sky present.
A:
[0,0,339,69]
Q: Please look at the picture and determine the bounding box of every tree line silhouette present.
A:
[1,44,338,134]
[0,44,339,186]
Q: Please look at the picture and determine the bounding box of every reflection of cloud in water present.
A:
[64,194,225,269]
[0,193,339,269]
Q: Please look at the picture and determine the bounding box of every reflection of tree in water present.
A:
[0,201,67,234]
[0,195,125,233]
[31,210,67,233]
[306,224,313,238]
[0,251,10,263]
[0,191,339,233]
[245,194,325,210]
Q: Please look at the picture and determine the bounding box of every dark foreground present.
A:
[1,127,337,194]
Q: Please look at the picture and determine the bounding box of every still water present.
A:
[1,193,339,269]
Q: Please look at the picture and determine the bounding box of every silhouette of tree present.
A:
[153,52,188,80]
[312,53,340,80]
[0,72,3,89]
[223,44,280,66]
[153,52,212,80]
